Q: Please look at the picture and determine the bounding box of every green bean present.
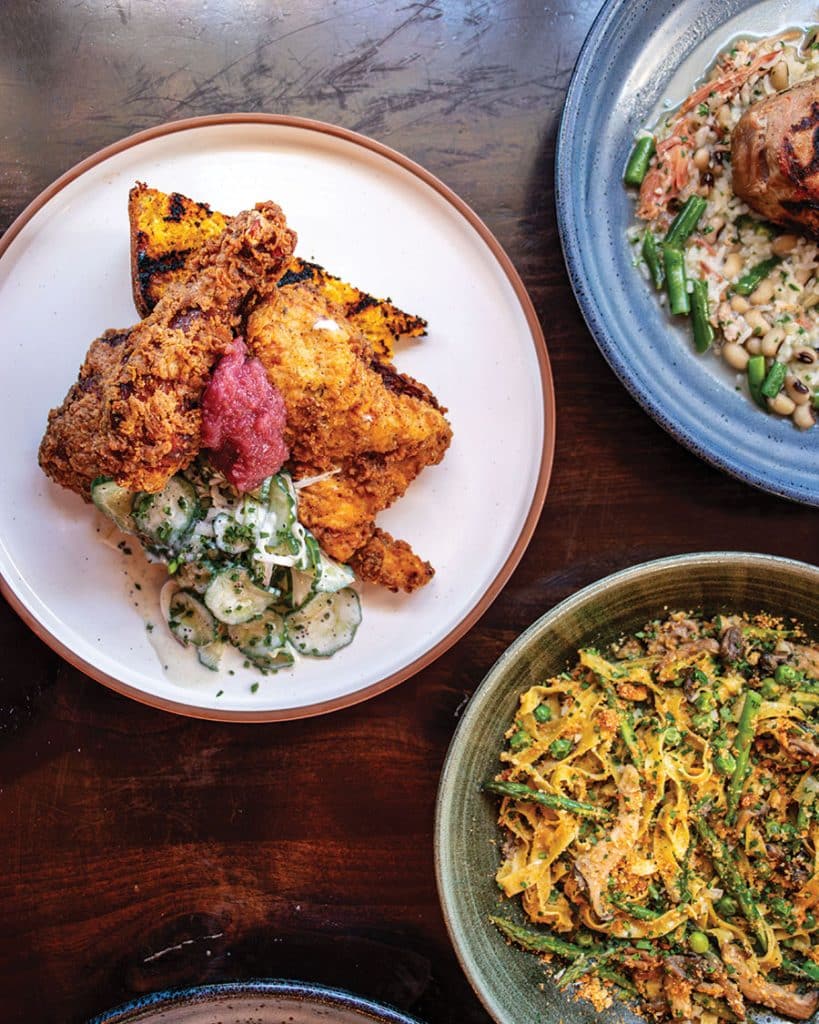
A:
[624,136,656,186]
[642,230,664,289]
[733,256,782,296]
[690,279,714,353]
[665,195,708,248]
[663,246,690,315]
[481,779,612,821]
[726,690,762,826]
[694,816,768,953]
[747,355,768,409]
[761,361,787,399]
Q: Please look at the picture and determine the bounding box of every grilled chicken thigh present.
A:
[732,76,819,234]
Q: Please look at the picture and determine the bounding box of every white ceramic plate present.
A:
[0,115,554,721]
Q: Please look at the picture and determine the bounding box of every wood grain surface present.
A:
[0,2,816,1022]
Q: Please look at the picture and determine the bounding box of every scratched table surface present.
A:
[1,2,817,1022]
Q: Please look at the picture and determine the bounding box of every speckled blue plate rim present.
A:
[86,979,426,1024]
[555,0,819,507]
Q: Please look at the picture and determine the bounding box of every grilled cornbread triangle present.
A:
[129,183,427,362]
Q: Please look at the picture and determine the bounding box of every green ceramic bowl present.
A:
[435,552,819,1024]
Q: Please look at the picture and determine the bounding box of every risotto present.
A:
[626,29,819,430]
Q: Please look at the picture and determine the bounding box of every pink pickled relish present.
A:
[201,337,288,492]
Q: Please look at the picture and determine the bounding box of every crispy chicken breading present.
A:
[246,289,452,592]
[39,202,296,495]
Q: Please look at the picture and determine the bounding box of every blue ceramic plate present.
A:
[88,980,425,1024]
[556,0,819,505]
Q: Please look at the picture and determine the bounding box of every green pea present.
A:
[663,726,683,747]
[775,664,802,686]
[533,703,553,723]
[715,896,738,917]
[695,691,716,711]
[575,931,594,947]
[760,677,780,699]
[714,751,737,775]
[509,729,531,752]
[688,931,710,954]
[691,712,716,736]
[549,738,573,760]
[805,913,817,930]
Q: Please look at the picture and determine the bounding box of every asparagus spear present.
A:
[694,816,768,953]
[608,891,662,921]
[726,690,762,826]
[781,956,819,982]
[602,684,645,769]
[490,918,636,996]
[481,779,612,821]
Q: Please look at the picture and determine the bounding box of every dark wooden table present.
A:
[1,3,816,1022]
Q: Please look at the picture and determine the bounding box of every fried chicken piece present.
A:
[246,287,451,593]
[39,202,296,496]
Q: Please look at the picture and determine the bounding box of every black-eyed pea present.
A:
[722,342,749,370]
[730,294,750,313]
[750,278,775,305]
[717,103,733,129]
[745,336,762,355]
[771,233,798,257]
[784,374,812,405]
[724,253,743,279]
[770,60,789,92]
[760,327,784,358]
[744,310,769,335]
[693,147,710,171]
[794,347,817,365]
[793,403,817,430]
[768,393,796,416]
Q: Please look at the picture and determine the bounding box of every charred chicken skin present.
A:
[39,202,296,495]
[732,76,819,234]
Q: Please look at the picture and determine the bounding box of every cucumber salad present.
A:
[91,458,361,674]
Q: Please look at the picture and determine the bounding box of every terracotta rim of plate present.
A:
[0,112,555,723]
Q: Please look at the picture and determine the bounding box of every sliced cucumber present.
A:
[133,476,199,549]
[204,567,277,625]
[213,512,253,555]
[285,587,361,658]
[304,534,355,592]
[91,476,136,533]
[289,569,315,609]
[268,473,297,538]
[173,559,217,594]
[167,590,218,648]
[197,639,226,671]
[228,611,291,671]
